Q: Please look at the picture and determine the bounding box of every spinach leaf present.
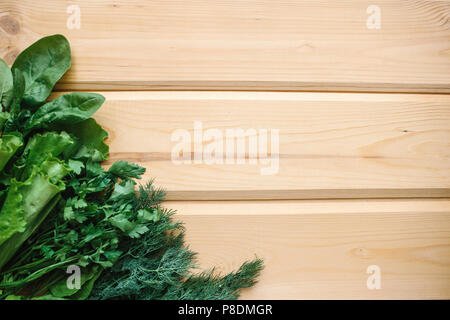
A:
[3,70,26,133]
[49,266,101,298]
[61,118,109,162]
[24,92,105,132]
[10,69,25,116]
[0,58,13,110]
[12,34,70,107]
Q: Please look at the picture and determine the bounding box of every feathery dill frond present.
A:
[161,259,264,300]
[138,179,166,208]
[89,183,264,300]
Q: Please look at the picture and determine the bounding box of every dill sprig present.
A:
[90,182,264,300]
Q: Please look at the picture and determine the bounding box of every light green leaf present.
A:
[138,208,161,223]
[0,158,69,269]
[20,131,73,179]
[0,134,23,172]
[68,159,84,174]
[0,194,61,271]
[109,180,135,202]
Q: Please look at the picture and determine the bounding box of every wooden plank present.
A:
[1,0,449,92]
[83,91,450,200]
[166,199,450,299]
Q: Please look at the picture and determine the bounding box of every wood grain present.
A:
[1,0,449,92]
[3,0,450,300]
[74,91,450,200]
[166,199,450,299]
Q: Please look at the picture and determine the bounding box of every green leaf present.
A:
[0,177,27,246]
[128,224,149,238]
[5,295,23,300]
[0,194,61,272]
[0,111,9,131]
[0,162,67,241]
[109,214,148,238]
[25,92,105,132]
[49,266,100,298]
[24,131,74,164]
[41,245,55,258]
[108,161,146,179]
[68,159,84,175]
[68,268,103,300]
[0,158,69,269]
[31,294,66,300]
[2,70,25,133]
[109,180,135,202]
[11,34,71,107]
[0,58,13,110]
[19,131,74,179]
[62,118,109,162]
[85,161,104,177]
[138,208,161,223]
[8,69,25,117]
[0,133,23,172]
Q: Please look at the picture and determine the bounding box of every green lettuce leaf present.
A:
[0,194,61,273]
[0,158,70,269]
[0,134,23,172]
[19,131,74,180]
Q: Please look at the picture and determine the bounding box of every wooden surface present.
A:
[2,0,450,299]
[1,0,450,92]
[89,91,450,200]
[168,199,450,299]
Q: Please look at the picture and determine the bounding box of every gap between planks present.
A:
[165,198,450,215]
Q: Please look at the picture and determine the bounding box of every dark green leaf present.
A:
[108,161,146,179]
[62,118,109,162]
[0,58,13,110]
[12,34,71,106]
[25,92,105,132]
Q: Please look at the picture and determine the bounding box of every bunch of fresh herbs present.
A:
[0,35,262,300]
